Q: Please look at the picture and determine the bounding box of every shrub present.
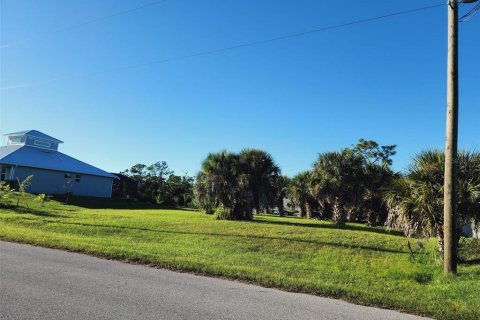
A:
[34,193,51,207]
[0,182,14,207]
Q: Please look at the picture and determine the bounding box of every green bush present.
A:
[34,193,51,207]
[0,182,14,207]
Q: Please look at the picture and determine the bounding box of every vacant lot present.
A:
[0,196,479,320]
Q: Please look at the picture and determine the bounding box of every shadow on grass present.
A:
[251,217,405,237]
[50,195,196,211]
[458,238,480,265]
[1,206,66,219]
[459,258,480,265]
[15,217,409,255]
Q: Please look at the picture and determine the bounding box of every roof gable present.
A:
[5,130,63,143]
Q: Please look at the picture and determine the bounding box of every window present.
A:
[0,167,6,181]
[34,140,51,148]
[75,175,81,182]
[8,137,22,144]
[64,173,71,179]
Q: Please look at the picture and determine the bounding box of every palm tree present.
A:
[196,149,281,220]
[288,171,311,218]
[384,150,480,252]
[194,171,215,214]
[362,163,397,226]
[310,149,365,225]
[272,175,290,216]
[239,148,280,214]
[199,151,242,212]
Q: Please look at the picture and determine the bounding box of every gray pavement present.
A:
[0,241,431,320]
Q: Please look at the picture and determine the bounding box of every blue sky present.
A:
[1,0,479,177]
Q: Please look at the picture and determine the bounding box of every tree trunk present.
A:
[332,197,346,225]
[254,194,260,215]
[367,209,377,227]
[278,197,284,217]
[306,202,312,219]
[299,203,306,218]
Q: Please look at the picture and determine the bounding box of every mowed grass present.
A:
[1,196,479,320]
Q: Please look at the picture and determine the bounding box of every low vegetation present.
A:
[0,194,479,320]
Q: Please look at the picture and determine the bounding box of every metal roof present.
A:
[0,144,23,159]
[0,145,116,179]
[4,130,63,143]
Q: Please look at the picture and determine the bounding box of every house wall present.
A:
[12,166,113,198]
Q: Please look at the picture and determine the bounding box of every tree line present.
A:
[120,161,194,207]
[193,139,480,253]
[118,139,479,253]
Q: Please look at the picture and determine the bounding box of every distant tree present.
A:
[194,171,215,213]
[272,175,290,216]
[310,150,365,225]
[122,161,172,204]
[288,171,311,218]
[239,149,280,214]
[362,163,397,226]
[198,151,251,220]
[121,161,194,207]
[165,174,194,207]
[352,138,397,167]
[195,149,282,220]
[337,139,396,225]
[146,161,173,204]
[123,163,148,181]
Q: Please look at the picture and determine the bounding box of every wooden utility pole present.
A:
[443,0,459,275]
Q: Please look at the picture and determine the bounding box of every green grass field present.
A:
[1,195,479,320]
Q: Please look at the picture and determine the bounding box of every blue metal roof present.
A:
[0,145,116,179]
[4,130,63,143]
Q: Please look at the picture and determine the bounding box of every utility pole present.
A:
[443,0,459,275]
[443,0,479,274]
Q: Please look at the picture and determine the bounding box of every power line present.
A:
[1,2,445,91]
[0,0,169,49]
[459,2,480,22]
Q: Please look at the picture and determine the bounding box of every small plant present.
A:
[16,175,33,208]
[213,207,233,220]
[0,182,14,207]
[34,193,51,207]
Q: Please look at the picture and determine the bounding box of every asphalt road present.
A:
[0,241,431,320]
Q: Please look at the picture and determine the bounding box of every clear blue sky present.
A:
[1,0,479,177]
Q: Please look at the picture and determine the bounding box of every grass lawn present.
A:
[1,195,479,320]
